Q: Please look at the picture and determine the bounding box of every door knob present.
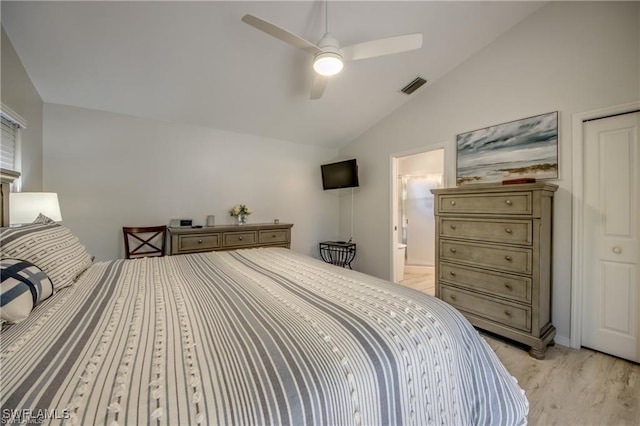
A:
[612,246,622,254]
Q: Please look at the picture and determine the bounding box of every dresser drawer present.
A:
[259,229,288,244]
[440,218,532,245]
[438,192,532,215]
[441,285,531,332]
[177,233,221,252]
[170,224,293,255]
[223,231,257,247]
[439,262,531,303]
[440,240,532,274]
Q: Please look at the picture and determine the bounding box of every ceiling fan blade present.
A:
[310,75,329,100]
[242,14,320,55]
[341,33,423,61]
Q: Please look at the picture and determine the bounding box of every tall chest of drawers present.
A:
[431,183,557,359]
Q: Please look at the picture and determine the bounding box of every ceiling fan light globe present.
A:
[313,53,343,76]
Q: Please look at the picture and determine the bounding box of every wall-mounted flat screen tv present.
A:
[321,159,359,190]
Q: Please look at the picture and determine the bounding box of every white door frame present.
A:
[389,142,453,282]
[570,101,640,349]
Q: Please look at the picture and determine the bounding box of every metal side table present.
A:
[319,241,356,269]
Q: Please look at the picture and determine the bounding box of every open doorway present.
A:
[391,148,444,295]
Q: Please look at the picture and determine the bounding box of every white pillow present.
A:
[33,213,56,224]
[0,222,93,290]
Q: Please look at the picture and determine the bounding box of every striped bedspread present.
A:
[1,248,528,425]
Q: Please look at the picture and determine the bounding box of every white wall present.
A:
[397,150,443,266]
[398,150,444,176]
[1,27,43,191]
[338,1,640,344]
[43,103,340,261]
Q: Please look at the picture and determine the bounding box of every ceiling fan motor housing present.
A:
[313,33,343,76]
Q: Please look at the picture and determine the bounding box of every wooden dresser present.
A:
[169,223,293,255]
[431,183,557,359]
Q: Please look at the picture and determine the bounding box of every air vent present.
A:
[400,77,427,95]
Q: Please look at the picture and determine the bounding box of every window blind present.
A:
[1,115,19,171]
[0,104,26,173]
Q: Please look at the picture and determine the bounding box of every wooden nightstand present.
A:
[169,223,293,255]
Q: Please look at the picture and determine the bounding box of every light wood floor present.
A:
[485,333,640,425]
[399,265,435,295]
[398,272,640,425]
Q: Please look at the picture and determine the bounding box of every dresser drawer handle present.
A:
[239,236,243,240]
[505,228,513,234]
[449,248,457,253]
[504,255,512,261]
[450,200,456,206]
[198,239,203,244]
[449,224,457,230]
[272,234,277,238]
[504,310,512,317]
[450,294,457,301]
[505,200,512,206]
[504,283,513,291]
[449,271,456,276]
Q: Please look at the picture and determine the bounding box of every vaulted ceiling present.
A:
[2,1,545,148]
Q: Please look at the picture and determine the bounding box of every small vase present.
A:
[237,214,247,225]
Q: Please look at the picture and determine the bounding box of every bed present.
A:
[1,220,528,425]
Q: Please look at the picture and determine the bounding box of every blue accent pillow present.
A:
[1,258,54,323]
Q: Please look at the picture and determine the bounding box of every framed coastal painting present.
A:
[456,111,558,186]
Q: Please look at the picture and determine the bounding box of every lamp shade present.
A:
[9,192,62,225]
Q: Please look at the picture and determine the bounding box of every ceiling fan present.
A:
[241,2,422,100]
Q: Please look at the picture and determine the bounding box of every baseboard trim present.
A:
[554,335,570,347]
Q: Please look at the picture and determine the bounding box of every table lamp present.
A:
[9,192,62,225]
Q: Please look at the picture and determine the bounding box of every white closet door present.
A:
[582,112,639,362]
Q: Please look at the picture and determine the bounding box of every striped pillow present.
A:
[1,258,54,323]
[33,213,55,224]
[0,223,93,290]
